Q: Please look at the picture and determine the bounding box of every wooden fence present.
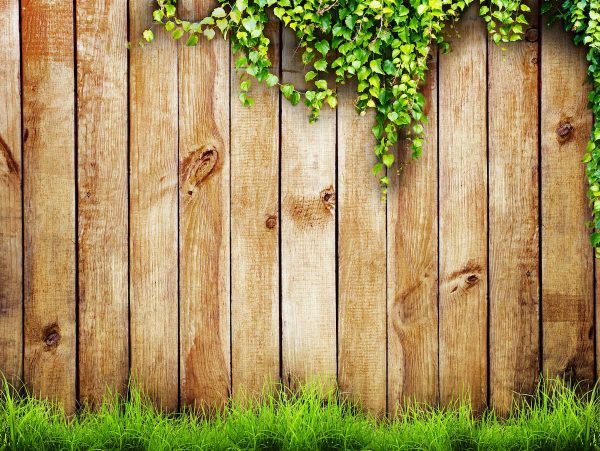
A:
[0,0,598,415]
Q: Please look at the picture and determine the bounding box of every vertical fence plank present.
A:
[0,0,22,386]
[129,0,179,409]
[179,0,231,408]
[541,23,595,385]
[438,7,488,409]
[281,28,336,388]
[21,0,76,411]
[488,8,540,414]
[77,0,129,405]
[387,56,438,411]
[231,20,280,398]
[338,85,386,414]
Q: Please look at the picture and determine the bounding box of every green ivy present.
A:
[143,0,600,254]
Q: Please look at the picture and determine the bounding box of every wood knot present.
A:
[265,214,277,229]
[557,121,574,144]
[320,186,336,211]
[530,56,538,65]
[181,146,219,195]
[466,274,479,285]
[42,323,61,349]
[525,27,538,42]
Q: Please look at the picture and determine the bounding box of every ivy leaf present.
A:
[315,40,330,56]
[369,59,384,74]
[305,71,317,82]
[204,28,216,39]
[172,28,184,40]
[212,7,227,18]
[143,29,154,42]
[314,59,328,71]
[382,153,394,168]
[266,74,279,87]
[186,34,199,46]
[315,79,328,90]
[242,17,257,32]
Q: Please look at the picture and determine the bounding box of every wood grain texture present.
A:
[77,0,129,406]
[281,28,336,389]
[0,0,22,386]
[438,6,488,410]
[230,20,280,399]
[21,0,76,412]
[387,55,438,411]
[129,0,179,410]
[179,0,231,409]
[338,84,386,415]
[541,23,595,386]
[488,9,540,414]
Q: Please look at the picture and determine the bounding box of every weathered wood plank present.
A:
[179,0,231,408]
[438,6,488,410]
[0,0,22,386]
[281,28,336,389]
[338,84,386,415]
[488,9,540,414]
[541,22,595,386]
[21,0,76,412]
[129,0,179,410]
[230,20,280,398]
[387,55,438,411]
[77,0,129,406]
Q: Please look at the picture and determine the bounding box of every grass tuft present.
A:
[1,379,599,450]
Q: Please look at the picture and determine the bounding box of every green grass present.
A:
[1,380,599,450]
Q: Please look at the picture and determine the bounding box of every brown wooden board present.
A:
[338,83,387,415]
[438,7,488,410]
[129,0,179,410]
[178,0,231,409]
[0,0,22,387]
[77,0,129,406]
[387,55,439,412]
[541,22,595,386]
[488,5,540,414]
[22,0,77,413]
[281,28,337,389]
[230,20,280,398]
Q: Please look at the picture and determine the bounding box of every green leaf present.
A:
[172,28,184,40]
[212,7,227,18]
[266,74,279,87]
[305,71,317,82]
[153,9,164,22]
[315,40,330,56]
[204,28,216,39]
[186,34,199,46]
[314,59,328,71]
[143,29,154,42]
[382,153,394,168]
[315,79,328,90]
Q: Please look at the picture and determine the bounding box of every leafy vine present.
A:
[143,0,600,253]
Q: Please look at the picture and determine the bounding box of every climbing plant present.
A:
[143,0,600,254]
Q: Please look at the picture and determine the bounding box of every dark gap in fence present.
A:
[334,85,339,388]
[537,6,544,379]
[73,0,81,408]
[176,28,182,411]
[126,0,133,400]
[18,0,25,396]
[485,23,491,409]
[227,38,233,399]
[277,22,284,385]
[435,45,441,407]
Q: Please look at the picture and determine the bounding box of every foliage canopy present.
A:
[144,0,600,253]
